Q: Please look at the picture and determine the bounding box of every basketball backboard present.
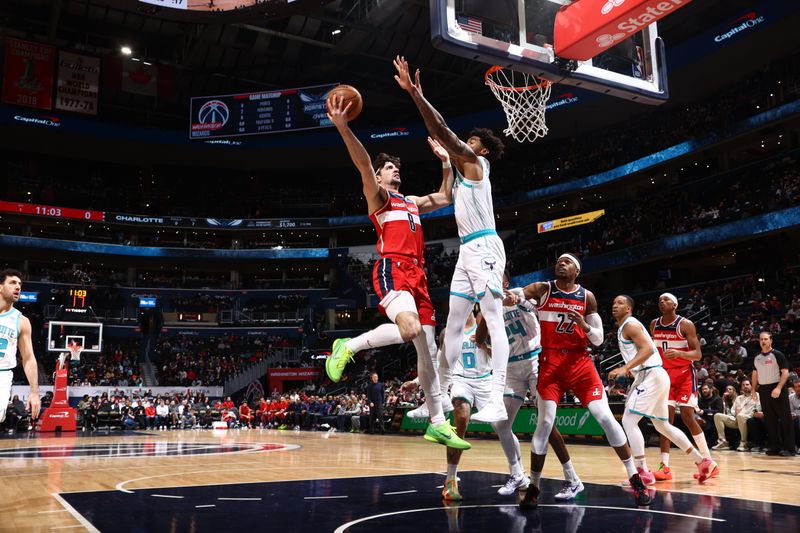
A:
[47,321,103,353]
[431,0,669,104]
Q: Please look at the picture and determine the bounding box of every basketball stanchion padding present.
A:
[485,66,552,143]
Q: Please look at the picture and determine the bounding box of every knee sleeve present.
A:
[622,411,645,456]
[532,399,557,454]
[589,397,627,447]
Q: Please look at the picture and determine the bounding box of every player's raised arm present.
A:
[408,137,454,215]
[392,56,484,182]
[327,94,386,213]
[517,281,549,304]
[17,316,40,419]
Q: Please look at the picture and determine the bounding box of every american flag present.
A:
[457,15,483,34]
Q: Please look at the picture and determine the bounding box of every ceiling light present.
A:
[121,46,132,55]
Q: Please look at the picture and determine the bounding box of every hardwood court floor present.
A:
[0,429,797,531]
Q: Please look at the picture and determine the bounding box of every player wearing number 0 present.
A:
[609,295,717,487]
[510,254,650,508]
[650,293,718,481]
[475,270,584,500]
[0,269,41,425]
[324,94,468,450]
[393,56,510,425]
[403,310,489,501]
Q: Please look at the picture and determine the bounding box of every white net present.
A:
[485,66,552,143]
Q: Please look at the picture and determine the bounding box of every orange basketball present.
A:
[326,84,363,121]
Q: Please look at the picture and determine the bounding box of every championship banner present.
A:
[401,406,605,436]
[1,37,56,110]
[55,51,100,115]
[538,209,605,233]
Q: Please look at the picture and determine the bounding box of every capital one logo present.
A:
[601,0,626,15]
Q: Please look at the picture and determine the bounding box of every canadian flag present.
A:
[122,58,157,96]
[104,56,175,99]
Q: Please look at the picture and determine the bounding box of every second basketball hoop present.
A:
[485,66,552,143]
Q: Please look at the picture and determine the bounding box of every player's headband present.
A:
[558,253,581,273]
[660,293,678,306]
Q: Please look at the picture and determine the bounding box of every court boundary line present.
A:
[51,493,101,533]
[332,503,726,533]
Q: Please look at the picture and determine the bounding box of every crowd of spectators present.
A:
[155,333,298,386]
[506,154,800,275]
[37,339,143,387]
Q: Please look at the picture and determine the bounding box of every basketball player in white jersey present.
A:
[394,56,510,424]
[400,309,490,500]
[0,269,41,424]
[476,271,584,500]
[609,295,717,486]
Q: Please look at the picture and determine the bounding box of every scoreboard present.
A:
[190,83,337,139]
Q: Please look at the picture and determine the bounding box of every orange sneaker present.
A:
[653,462,672,481]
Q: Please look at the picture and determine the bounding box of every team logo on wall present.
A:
[0,442,297,460]
[194,99,230,132]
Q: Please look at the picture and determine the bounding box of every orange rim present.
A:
[484,65,551,92]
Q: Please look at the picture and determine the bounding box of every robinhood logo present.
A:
[578,410,591,429]
[714,12,765,43]
[531,410,592,428]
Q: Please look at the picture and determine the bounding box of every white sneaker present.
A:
[712,440,729,450]
[554,480,585,501]
[406,398,455,420]
[497,474,529,496]
[471,400,508,423]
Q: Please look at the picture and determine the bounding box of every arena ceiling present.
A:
[1,0,797,155]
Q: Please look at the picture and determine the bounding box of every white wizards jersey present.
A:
[452,324,492,379]
[503,297,541,360]
[452,156,497,240]
[617,316,662,372]
[0,308,21,370]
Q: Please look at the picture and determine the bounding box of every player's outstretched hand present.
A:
[393,55,422,95]
[428,137,449,162]
[502,289,520,307]
[400,380,419,393]
[27,394,41,419]
[326,94,353,127]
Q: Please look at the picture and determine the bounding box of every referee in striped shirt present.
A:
[751,331,795,456]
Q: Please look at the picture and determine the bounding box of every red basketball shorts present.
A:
[372,256,435,327]
[537,349,605,406]
[665,365,697,407]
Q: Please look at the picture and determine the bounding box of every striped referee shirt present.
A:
[753,349,788,385]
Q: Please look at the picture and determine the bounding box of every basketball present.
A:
[326,84,363,121]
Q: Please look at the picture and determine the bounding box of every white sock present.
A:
[447,463,458,481]
[686,447,704,464]
[415,325,444,425]
[661,452,670,467]
[622,457,637,478]
[634,456,648,472]
[530,471,542,489]
[511,461,524,478]
[692,432,711,459]
[562,459,579,483]
[345,324,403,353]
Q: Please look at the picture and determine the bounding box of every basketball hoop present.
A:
[67,342,82,364]
[485,66,552,143]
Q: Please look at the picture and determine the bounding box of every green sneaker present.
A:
[423,422,471,450]
[326,338,354,383]
[441,479,462,501]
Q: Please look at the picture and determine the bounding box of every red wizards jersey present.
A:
[536,281,589,352]
[653,316,691,370]
[368,191,424,262]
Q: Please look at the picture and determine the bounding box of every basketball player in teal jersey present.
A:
[394,56,510,425]
[0,269,41,424]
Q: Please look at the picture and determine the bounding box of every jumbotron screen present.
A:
[189,83,336,139]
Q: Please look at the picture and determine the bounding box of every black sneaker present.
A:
[519,483,540,510]
[629,473,652,506]
[765,449,781,456]
[779,450,795,457]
